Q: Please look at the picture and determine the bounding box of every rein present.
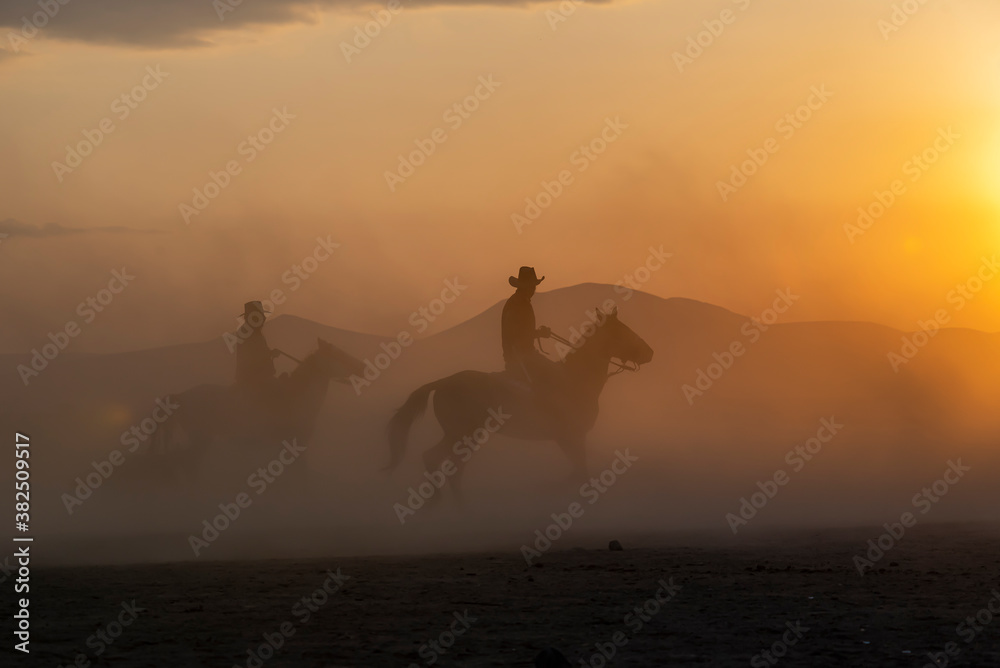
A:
[273,348,303,365]
[540,333,641,377]
[275,347,352,385]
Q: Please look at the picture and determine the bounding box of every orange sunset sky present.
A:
[1,0,999,353]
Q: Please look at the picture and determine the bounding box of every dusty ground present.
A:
[14,525,1000,667]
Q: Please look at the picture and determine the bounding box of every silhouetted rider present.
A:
[502,267,557,387]
[235,301,281,402]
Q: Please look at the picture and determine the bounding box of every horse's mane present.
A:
[287,340,361,385]
[560,315,613,367]
[287,347,325,384]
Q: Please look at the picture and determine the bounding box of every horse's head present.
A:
[596,306,653,368]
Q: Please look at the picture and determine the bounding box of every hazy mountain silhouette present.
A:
[4,283,998,461]
[4,283,999,564]
[0,318,385,421]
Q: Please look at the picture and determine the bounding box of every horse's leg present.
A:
[429,388,475,506]
[557,434,589,484]
[175,418,216,489]
[442,435,469,506]
[175,452,195,488]
[153,414,190,486]
[421,437,455,507]
[291,420,320,492]
[170,421,201,489]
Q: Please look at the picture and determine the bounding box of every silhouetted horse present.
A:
[148,338,362,483]
[386,307,653,498]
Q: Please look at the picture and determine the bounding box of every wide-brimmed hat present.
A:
[509,266,545,288]
[239,301,271,319]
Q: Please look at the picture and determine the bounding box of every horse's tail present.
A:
[385,379,442,471]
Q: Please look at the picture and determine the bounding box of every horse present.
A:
[385,307,653,500]
[146,338,363,484]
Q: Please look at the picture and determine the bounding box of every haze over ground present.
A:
[2,285,995,566]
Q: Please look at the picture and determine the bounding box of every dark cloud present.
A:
[0,0,591,50]
[0,218,164,239]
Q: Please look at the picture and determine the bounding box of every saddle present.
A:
[230,375,293,428]
[493,370,533,396]
[491,369,575,427]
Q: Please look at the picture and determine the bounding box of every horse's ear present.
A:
[610,305,619,318]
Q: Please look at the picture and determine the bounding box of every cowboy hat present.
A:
[509,266,545,288]
[239,301,271,319]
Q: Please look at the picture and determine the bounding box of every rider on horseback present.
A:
[501,267,560,392]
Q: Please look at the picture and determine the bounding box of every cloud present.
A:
[0,0,600,50]
[0,218,165,239]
